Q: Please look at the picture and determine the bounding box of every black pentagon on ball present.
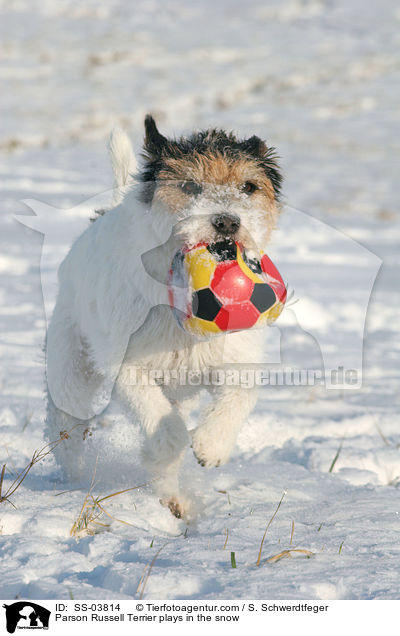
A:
[192,288,222,321]
[207,239,237,262]
[242,250,262,274]
[250,283,277,313]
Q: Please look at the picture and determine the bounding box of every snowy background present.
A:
[0,0,399,600]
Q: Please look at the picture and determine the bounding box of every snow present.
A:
[1,0,400,601]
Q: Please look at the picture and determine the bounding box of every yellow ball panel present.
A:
[184,316,222,336]
[236,248,264,284]
[257,301,284,326]
[267,301,284,321]
[185,246,217,291]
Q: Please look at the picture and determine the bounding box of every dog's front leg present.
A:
[116,380,191,517]
[191,386,257,468]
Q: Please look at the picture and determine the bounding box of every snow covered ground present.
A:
[0,0,399,600]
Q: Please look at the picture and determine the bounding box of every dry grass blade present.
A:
[70,470,150,537]
[22,411,34,432]
[70,459,101,538]
[266,549,315,564]
[70,494,112,537]
[329,438,344,473]
[0,425,81,506]
[217,489,231,505]
[256,490,287,566]
[88,482,150,529]
[136,564,149,595]
[290,520,295,545]
[95,499,133,527]
[375,422,399,449]
[223,528,229,550]
[96,483,149,505]
[137,542,169,600]
[375,422,390,446]
[0,464,5,499]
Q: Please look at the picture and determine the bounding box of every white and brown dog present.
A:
[46,116,282,521]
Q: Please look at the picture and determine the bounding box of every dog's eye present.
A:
[180,181,203,196]
[241,181,258,195]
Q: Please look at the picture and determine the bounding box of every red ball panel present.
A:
[215,301,260,331]
[261,254,287,303]
[211,262,255,303]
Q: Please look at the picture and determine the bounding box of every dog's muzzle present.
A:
[211,213,241,236]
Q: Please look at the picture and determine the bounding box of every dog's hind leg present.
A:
[45,309,104,483]
[45,390,94,484]
[115,379,193,520]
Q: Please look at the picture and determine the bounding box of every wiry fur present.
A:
[140,114,282,204]
[46,116,283,522]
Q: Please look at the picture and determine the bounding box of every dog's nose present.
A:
[211,213,241,236]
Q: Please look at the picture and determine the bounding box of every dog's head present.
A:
[139,115,282,252]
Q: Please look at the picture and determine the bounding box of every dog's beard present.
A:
[172,212,273,254]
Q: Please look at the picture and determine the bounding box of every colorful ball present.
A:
[168,239,287,338]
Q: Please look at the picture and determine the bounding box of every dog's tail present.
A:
[108,126,138,203]
[91,127,138,220]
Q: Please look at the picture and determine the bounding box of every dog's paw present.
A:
[166,499,184,519]
[190,427,232,468]
[160,493,199,524]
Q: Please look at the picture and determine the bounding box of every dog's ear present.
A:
[144,114,169,158]
[241,135,282,199]
[240,135,267,158]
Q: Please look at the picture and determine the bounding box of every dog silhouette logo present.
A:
[2,602,50,633]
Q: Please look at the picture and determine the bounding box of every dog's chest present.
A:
[121,305,239,372]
